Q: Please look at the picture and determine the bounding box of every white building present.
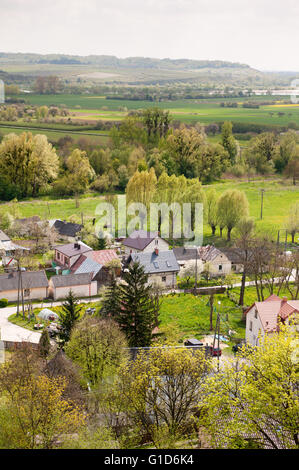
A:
[122,230,169,256]
[245,294,299,346]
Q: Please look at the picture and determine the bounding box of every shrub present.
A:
[0,298,8,308]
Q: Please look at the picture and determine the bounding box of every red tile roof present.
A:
[85,249,118,266]
[248,295,299,332]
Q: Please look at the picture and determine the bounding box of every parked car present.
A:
[232,342,254,355]
[206,345,222,357]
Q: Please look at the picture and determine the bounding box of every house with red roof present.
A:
[71,249,120,286]
[245,294,299,346]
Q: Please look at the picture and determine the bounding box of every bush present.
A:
[0,298,8,308]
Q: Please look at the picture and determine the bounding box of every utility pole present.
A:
[260,189,265,220]
[194,248,198,291]
[212,302,221,372]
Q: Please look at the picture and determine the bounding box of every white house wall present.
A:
[245,306,264,346]
[50,282,97,300]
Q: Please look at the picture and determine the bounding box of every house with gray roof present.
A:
[122,230,169,255]
[70,254,103,288]
[197,245,231,277]
[49,219,83,242]
[128,248,180,288]
[0,270,48,302]
[48,272,97,300]
[173,247,199,268]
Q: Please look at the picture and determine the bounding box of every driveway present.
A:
[0,306,42,344]
[0,297,102,345]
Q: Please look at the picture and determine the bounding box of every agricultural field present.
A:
[8,93,299,127]
[0,124,109,145]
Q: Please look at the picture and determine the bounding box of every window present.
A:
[57,252,60,260]
[155,239,158,245]
[232,264,236,271]
[218,265,222,271]
[24,289,30,298]
[153,261,159,269]
[254,309,258,319]
[162,276,166,282]
[249,321,253,332]
[166,261,171,268]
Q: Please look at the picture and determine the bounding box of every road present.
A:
[0,297,101,344]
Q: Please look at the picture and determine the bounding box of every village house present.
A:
[122,230,169,256]
[0,230,29,263]
[48,273,97,300]
[245,294,299,346]
[221,248,245,273]
[70,255,103,288]
[128,248,180,288]
[173,246,200,270]
[84,249,120,284]
[197,245,231,277]
[0,270,48,302]
[48,219,83,243]
[53,241,93,271]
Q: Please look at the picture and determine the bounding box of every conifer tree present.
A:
[100,275,121,319]
[118,262,155,347]
[58,290,82,346]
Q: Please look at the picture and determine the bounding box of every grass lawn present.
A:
[1,178,297,246]
[8,300,101,331]
[159,292,245,343]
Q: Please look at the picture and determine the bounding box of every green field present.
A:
[10,94,299,127]
[1,179,298,244]
[0,124,109,145]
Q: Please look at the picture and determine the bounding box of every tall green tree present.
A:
[100,275,121,319]
[0,132,59,197]
[58,290,82,346]
[217,189,249,241]
[118,262,156,347]
[221,121,238,165]
[201,326,299,449]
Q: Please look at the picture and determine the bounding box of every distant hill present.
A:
[0,52,252,71]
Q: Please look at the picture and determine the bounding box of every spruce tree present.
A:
[118,262,155,347]
[100,275,121,319]
[58,290,82,346]
[97,232,107,250]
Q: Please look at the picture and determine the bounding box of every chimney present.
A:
[154,248,159,256]
[282,296,288,304]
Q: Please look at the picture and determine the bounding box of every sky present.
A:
[1,0,298,71]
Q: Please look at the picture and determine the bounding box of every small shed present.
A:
[184,338,204,347]
[38,308,59,322]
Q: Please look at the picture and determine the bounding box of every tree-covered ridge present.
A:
[0,52,251,70]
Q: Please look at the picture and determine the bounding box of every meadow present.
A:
[1,179,298,244]
[10,94,299,127]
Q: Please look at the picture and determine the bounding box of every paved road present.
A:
[0,306,42,344]
[0,298,102,344]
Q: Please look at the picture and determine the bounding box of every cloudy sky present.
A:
[1,0,298,71]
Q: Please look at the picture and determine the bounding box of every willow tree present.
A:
[126,168,157,230]
[205,188,219,235]
[0,132,59,197]
[217,189,249,241]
